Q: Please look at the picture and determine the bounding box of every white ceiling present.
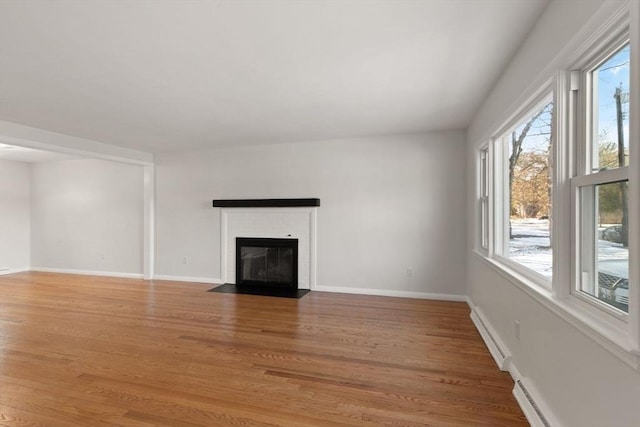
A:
[0,0,548,153]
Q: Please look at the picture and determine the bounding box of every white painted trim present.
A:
[469,306,512,371]
[152,275,223,284]
[313,285,467,302]
[143,165,155,280]
[30,267,144,279]
[628,0,640,352]
[552,70,572,301]
[0,120,152,165]
[565,3,630,71]
[0,267,30,275]
[493,254,552,292]
[465,296,473,308]
[571,166,628,187]
[493,81,554,145]
[309,208,318,290]
[220,209,229,283]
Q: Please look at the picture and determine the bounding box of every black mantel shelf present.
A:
[212,198,320,208]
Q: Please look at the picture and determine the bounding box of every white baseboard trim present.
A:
[313,285,467,302]
[0,267,30,276]
[30,267,144,279]
[152,274,223,285]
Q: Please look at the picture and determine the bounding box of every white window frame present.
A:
[491,89,555,291]
[569,28,632,320]
[478,145,490,253]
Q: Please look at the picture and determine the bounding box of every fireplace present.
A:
[236,237,298,289]
[219,205,316,290]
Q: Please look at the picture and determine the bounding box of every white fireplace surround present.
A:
[220,207,317,289]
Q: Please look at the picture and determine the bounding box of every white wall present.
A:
[155,131,468,297]
[0,159,30,272]
[467,0,640,425]
[30,159,144,276]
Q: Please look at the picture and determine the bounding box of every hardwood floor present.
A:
[0,272,527,426]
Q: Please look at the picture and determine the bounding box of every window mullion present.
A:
[502,134,510,258]
[553,72,570,299]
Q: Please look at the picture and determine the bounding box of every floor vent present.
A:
[470,308,510,370]
[514,379,551,427]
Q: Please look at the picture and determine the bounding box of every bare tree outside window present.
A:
[506,102,553,278]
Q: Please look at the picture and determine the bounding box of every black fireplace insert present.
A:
[235,237,298,288]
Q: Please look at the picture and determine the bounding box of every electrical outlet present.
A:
[514,320,521,341]
[406,268,413,278]
[183,256,189,264]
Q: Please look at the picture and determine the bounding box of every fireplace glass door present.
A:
[236,238,298,288]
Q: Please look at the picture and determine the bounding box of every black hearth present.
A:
[236,237,298,289]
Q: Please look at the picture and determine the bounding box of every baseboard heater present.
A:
[470,307,554,426]
[470,307,511,371]
[513,379,551,427]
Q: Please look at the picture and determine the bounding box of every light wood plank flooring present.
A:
[0,272,527,426]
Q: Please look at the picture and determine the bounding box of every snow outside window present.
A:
[494,96,554,285]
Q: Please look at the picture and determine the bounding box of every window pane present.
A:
[507,102,553,279]
[591,44,630,172]
[580,181,629,313]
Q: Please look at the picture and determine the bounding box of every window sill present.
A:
[472,250,640,370]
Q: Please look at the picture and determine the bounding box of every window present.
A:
[479,147,489,250]
[494,96,554,283]
[573,38,630,314]
[476,2,638,364]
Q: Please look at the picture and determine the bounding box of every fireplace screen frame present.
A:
[235,237,299,288]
